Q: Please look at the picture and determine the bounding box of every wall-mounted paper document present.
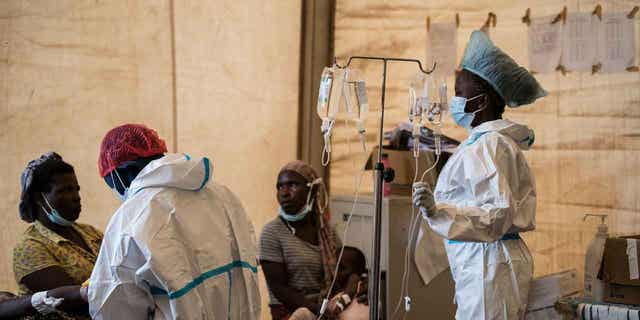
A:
[528,15,563,73]
[427,22,457,77]
[597,13,636,73]
[561,13,597,72]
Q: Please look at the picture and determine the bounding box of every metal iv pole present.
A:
[334,56,435,320]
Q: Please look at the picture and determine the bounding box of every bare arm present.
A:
[20,266,77,293]
[0,285,87,319]
[0,295,34,319]
[47,285,87,312]
[21,268,89,316]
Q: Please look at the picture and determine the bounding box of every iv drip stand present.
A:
[334,56,435,320]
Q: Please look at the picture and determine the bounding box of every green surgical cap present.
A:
[460,31,548,107]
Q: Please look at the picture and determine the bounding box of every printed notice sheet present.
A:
[561,13,597,71]
[597,12,636,72]
[528,15,563,73]
[427,22,458,77]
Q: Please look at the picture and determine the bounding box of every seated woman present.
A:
[13,152,103,319]
[260,161,342,319]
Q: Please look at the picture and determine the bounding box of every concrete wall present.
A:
[0,2,301,316]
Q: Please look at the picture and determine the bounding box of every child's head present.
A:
[337,246,367,284]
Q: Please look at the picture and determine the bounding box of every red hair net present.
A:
[98,124,168,177]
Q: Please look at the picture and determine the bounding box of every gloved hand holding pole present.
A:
[412,182,435,218]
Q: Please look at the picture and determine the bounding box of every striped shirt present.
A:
[259,217,341,306]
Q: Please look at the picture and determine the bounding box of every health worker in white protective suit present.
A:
[413,30,547,320]
[88,124,261,319]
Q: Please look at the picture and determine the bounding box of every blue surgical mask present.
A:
[40,193,75,227]
[450,94,487,130]
[110,170,129,202]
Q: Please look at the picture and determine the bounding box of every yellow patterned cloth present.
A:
[13,221,102,294]
[12,221,102,319]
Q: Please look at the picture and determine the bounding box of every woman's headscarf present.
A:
[19,152,68,222]
[278,161,338,293]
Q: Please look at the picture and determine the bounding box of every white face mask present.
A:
[110,170,129,202]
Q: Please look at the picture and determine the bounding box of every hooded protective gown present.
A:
[88,154,261,319]
[425,119,536,320]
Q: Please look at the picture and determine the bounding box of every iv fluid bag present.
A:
[318,65,344,165]
[345,68,368,151]
[344,69,369,131]
[408,74,431,125]
[409,74,430,157]
[428,81,448,125]
[410,73,448,126]
[317,66,343,123]
[439,82,448,112]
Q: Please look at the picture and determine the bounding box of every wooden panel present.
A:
[333,0,640,288]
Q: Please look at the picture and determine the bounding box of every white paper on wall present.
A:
[561,13,597,72]
[427,22,458,77]
[597,13,636,73]
[528,15,563,73]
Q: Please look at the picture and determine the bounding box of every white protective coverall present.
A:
[426,119,536,320]
[88,154,261,319]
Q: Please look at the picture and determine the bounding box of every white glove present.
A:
[31,291,63,315]
[412,182,435,218]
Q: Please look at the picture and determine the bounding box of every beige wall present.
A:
[0,1,175,290]
[332,0,640,287]
[172,1,301,231]
[0,2,300,317]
